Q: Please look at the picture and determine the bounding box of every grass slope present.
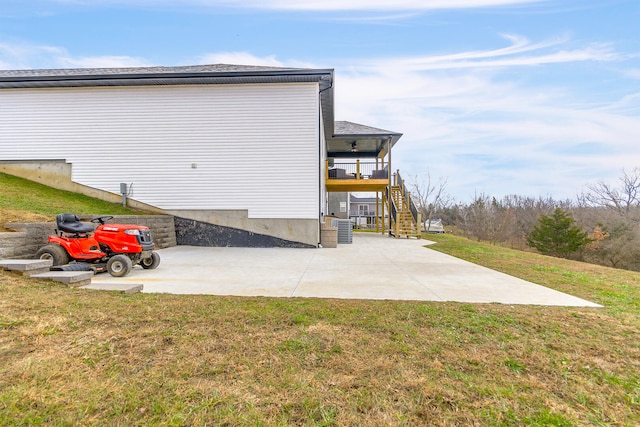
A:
[0,172,142,228]
[1,175,639,426]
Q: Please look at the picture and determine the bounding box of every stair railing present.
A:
[385,185,398,235]
[395,170,420,227]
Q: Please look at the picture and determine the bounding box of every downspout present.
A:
[318,74,333,247]
[376,154,379,232]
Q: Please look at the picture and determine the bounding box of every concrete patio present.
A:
[91,233,601,307]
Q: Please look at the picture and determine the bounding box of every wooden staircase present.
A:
[388,172,421,239]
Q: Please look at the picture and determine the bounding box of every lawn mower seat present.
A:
[56,213,94,235]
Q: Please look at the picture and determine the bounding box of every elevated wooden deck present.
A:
[326,178,389,192]
[326,160,389,192]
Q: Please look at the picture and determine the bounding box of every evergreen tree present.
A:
[527,208,591,258]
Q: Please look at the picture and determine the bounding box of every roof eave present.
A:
[0,69,334,89]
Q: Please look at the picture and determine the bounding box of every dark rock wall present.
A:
[174,217,314,248]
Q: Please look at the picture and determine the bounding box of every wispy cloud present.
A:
[0,41,151,69]
[0,40,311,71]
[57,55,151,68]
[0,41,65,69]
[209,0,543,11]
[326,12,422,24]
[198,52,284,67]
[50,0,544,11]
[197,51,317,69]
[359,34,620,73]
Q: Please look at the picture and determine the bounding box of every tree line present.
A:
[410,168,640,272]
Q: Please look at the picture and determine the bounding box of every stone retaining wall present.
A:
[0,215,176,259]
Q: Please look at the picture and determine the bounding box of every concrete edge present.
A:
[79,283,144,293]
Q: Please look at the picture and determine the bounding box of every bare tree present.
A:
[580,167,640,224]
[409,170,452,232]
[573,168,640,270]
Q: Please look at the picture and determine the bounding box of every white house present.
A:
[349,195,387,228]
[0,64,413,247]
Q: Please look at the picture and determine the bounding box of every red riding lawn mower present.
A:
[35,213,160,277]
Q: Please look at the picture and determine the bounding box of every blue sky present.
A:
[1,0,639,201]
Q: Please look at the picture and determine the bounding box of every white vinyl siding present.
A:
[0,83,320,219]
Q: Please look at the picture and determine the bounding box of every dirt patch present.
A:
[0,209,53,230]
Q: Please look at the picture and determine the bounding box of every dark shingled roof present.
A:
[0,64,334,90]
[0,64,310,79]
[330,121,403,158]
[335,121,402,137]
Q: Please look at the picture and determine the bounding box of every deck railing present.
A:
[349,211,377,218]
[327,161,388,180]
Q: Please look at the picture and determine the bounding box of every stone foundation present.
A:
[174,216,314,248]
[167,209,319,247]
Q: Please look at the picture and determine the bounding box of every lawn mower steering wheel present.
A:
[91,215,114,224]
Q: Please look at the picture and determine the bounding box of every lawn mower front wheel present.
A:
[140,252,160,269]
[107,254,133,277]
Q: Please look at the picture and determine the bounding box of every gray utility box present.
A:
[332,219,353,244]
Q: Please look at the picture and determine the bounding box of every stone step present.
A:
[31,270,94,287]
[80,282,143,294]
[0,259,53,276]
[1,258,143,293]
